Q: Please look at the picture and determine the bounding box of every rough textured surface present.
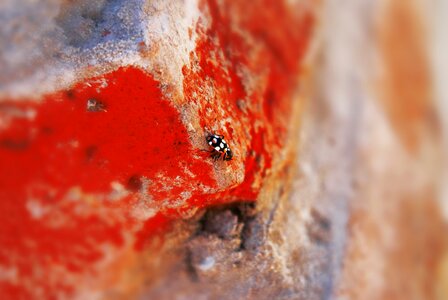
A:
[0,0,315,298]
[0,0,447,299]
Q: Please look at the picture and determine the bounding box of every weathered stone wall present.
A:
[0,0,446,299]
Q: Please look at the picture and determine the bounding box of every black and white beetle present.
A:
[206,134,233,161]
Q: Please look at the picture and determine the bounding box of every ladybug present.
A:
[206,134,233,161]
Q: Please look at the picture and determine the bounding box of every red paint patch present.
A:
[134,213,171,251]
[182,0,314,204]
[0,67,216,298]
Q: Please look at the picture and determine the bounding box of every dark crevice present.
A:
[194,202,264,252]
[184,248,199,282]
[307,208,332,246]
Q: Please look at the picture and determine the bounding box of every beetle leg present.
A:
[210,151,220,161]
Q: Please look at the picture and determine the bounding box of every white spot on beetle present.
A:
[215,146,220,151]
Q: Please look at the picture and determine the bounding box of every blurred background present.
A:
[0,0,447,299]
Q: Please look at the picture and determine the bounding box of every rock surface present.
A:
[0,0,447,299]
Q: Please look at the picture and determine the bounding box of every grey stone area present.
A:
[0,0,144,99]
